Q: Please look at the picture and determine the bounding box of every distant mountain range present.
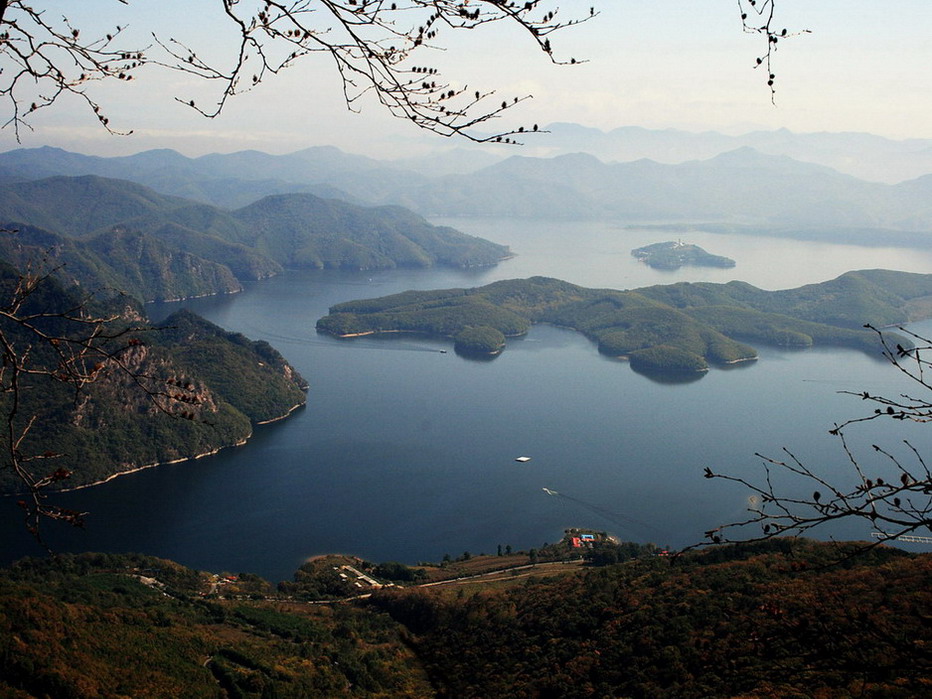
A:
[403,148,932,231]
[1,136,930,249]
[0,174,510,302]
[523,123,932,185]
[0,144,410,209]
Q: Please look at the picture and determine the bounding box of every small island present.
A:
[632,241,736,270]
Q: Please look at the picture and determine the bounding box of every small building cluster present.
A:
[337,564,393,589]
[570,533,597,548]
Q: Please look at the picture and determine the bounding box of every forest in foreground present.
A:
[1,539,928,698]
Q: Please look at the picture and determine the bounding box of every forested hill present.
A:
[232,194,508,270]
[0,269,308,493]
[0,223,246,303]
[4,142,932,240]
[316,270,932,375]
[0,541,927,697]
[0,175,509,302]
[370,540,930,697]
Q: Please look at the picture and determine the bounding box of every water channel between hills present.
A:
[3,219,932,582]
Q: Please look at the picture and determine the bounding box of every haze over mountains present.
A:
[0,175,510,302]
[522,123,932,184]
[2,125,931,250]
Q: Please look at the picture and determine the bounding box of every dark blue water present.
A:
[2,222,931,582]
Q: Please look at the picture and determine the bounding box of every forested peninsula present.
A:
[0,268,308,493]
[0,174,509,490]
[317,270,932,375]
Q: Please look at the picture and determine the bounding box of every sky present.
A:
[0,1,930,158]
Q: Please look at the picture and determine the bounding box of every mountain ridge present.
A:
[0,174,510,302]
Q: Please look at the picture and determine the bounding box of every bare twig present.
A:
[0,0,597,142]
[737,0,809,103]
[0,2,800,142]
[695,326,932,553]
[0,254,204,546]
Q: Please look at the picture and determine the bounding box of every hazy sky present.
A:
[1,1,929,158]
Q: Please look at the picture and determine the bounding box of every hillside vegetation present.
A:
[317,270,932,375]
[0,541,927,697]
[0,552,431,697]
[0,224,246,303]
[0,175,509,303]
[371,540,930,698]
[0,268,308,493]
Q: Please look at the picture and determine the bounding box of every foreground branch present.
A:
[697,326,932,552]
[0,256,199,545]
[0,1,801,141]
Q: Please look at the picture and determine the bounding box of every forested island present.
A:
[317,270,932,376]
[1,539,927,697]
[632,240,736,269]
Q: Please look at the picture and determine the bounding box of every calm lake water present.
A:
[3,221,932,582]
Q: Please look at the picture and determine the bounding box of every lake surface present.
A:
[3,221,932,582]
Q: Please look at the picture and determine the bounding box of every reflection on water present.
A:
[628,365,707,385]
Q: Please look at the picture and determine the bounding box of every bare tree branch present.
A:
[0,0,598,143]
[696,325,932,554]
[737,0,809,103]
[0,252,203,546]
[0,2,802,143]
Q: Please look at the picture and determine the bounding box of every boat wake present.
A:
[544,488,670,541]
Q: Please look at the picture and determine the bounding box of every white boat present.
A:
[514,456,531,463]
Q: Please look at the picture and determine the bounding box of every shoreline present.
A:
[335,329,420,339]
[256,401,306,425]
[147,287,244,305]
[722,355,758,365]
[332,327,527,341]
[55,438,251,493]
[52,399,307,493]
[145,256,513,308]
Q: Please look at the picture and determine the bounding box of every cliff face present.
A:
[153,309,309,424]
[0,274,307,493]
